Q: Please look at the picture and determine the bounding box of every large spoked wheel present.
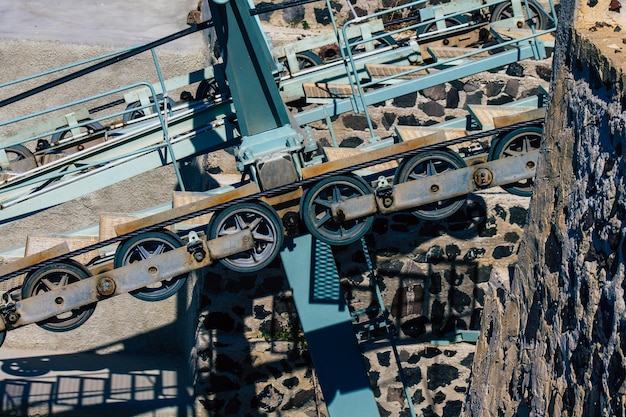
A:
[207,202,284,273]
[489,126,542,197]
[0,145,37,172]
[490,1,548,30]
[301,175,375,246]
[50,119,103,144]
[21,261,96,332]
[395,150,467,221]
[114,230,188,302]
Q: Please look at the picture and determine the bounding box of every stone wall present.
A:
[0,1,558,415]
[466,1,626,416]
[189,2,556,416]
[193,189,533,416]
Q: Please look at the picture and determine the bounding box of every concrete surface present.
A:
[0,346,195,417]
[0,3,208,415]
[0,0,203,50]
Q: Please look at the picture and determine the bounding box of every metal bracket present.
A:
[186,230,206,262]
[374,175,394,208]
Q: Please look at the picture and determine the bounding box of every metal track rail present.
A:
[0,117,544,282]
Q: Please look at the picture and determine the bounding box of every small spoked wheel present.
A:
[301,174,375,246]
[50,119,103,144]
[0,145,37,172]
[350,33,396,54]
[490,1,549,30]
[21,261,96,332]
[207,202,283,273]
[122,96,176,123]
[114,230,188,302]
[280,50,323,75]
[489,126,542,197]
[419,17,465,36]
[395,149,467,221]
[195,78,221,101]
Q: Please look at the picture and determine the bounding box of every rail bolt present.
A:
[473,167,493,188]
[194,250,206,262]
[97,277,116,297]
[7,312,19,323]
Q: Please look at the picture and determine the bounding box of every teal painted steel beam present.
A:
[294,45,537,126]
[0,118,234,225]
[281,235,380,417]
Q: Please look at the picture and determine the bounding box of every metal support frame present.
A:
[281,234,380,417]
[0,230,253,332]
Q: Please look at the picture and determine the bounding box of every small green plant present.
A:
[262,322,308,352]
[302,20,310,30]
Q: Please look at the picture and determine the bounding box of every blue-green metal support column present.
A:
[208,0,292,137]
[281,235,379,417]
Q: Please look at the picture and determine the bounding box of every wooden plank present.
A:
[493,107,546,128]
[303,83,354,99]
[172,192,215,227]
[366,64,429,80]
[427,46,489,61]
[100,213,140,241]
[395,126,467,142]
[491,27,555,44]
[302,131,446,179]
[467,105,537,130]
[0,242,70,278]
[25,235,99,266]
[323,147,398,172]
[115,182,261,236]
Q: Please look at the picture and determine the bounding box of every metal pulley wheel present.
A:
[21,260,96,332]
[114,230,188,302]
[50,119,104,144]
[489,126,542,197]
[394,149,467,221]
[0,145,38,172]
[207,201,284,273]
[301,174,375,246]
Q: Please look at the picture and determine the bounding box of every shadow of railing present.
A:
[0,328,195,417]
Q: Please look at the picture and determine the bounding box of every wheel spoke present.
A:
[114,231,187,302]
[136,244,155,260]
[502,148,523,157]
[313,211,332,228]
[313,196,333,208]
[22,263,95,332]
[40,278,57,291]
[234,214,247,231]
[332,186,342,203]
[252,229,274,242]
[426,160,437,176]
[247,216,263,232]
[208,203,283,273]
[302,175,374,246]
